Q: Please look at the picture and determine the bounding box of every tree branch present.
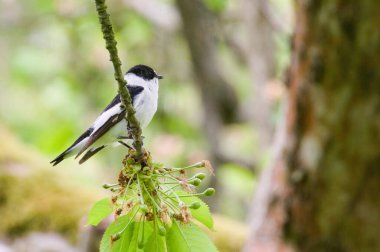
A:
[94,0,144,160]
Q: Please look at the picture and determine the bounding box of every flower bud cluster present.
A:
[104,149,215,243]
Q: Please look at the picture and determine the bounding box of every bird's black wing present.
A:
[75,110,126,158]
[127,85,144,104]
[102,94,121,112]
[102,85,144,112]
[75,85,144,158]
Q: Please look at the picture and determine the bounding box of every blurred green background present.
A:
[0,0,292,251]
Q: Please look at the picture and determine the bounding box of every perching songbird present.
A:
[51,64,162,166]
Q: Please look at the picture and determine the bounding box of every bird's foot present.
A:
[118,141,133,149]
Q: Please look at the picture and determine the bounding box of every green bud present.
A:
[102,184,111,189]
[138,240,144,249]
[190,160,211,169]
[191,161,205,169]
[140,204,148,212]
[140,174,151,179]
[189,178,202,186]
[161,213,172,228]
[189,201,201,209]
[158,225,167,236]
[133,164,141,172]
[127,158,135,165]
[102,183,118,189]
[110,188,119,192]
[111,233,121,242]
[142,166,150,171]
[194,172,206,180]
[204,188,215,196]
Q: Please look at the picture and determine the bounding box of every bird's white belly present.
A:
[90,88,157,148]
[134,91,157,129]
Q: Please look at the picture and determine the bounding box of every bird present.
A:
[50,64,162,166]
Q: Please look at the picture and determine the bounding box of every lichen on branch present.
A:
[94,0,144,160]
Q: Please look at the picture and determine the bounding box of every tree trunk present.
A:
[244,0,277,149]
[175,0,239,125]
[245,1,380,251]
[175,0,240,210]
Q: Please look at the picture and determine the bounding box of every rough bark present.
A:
[245,1,380,251]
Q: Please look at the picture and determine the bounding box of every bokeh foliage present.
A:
[0,0,290,224]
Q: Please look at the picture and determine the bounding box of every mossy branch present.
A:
[94,0,144,160]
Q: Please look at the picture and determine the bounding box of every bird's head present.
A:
[125,64,163,90]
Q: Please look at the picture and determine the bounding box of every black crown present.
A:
[126,64,161,81]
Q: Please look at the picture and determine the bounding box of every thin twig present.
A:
[94,0,144,160]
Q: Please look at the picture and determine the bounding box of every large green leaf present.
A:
[100,213,135,252]
[112,222,136,252]
[166,221,218,252]
[126,221,154,252]
[87,197,113,226]
[145,233,166,252]
[179,195,214,229]
[144,222,166,252]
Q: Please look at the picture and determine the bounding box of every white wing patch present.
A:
[92,102,123,133]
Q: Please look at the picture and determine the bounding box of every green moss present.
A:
[0,125,96,241]
[0,171,94,240]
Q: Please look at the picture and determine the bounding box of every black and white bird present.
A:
[51,64,162,166]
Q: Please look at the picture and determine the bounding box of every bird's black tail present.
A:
[50,127,94,166]
[78,145,105,164]
[50,152,67,166]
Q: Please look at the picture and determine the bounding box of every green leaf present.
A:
[100,211,136,252]
[87,197,113,226]
[145,234,166,252]
[145,222,166,252]
[179,195,214,229]
[112,222,136,252]
[126,221,153,252]
[125,222,141,252]
[166,221,218,252]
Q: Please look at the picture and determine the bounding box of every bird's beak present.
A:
[156,74,163,79]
